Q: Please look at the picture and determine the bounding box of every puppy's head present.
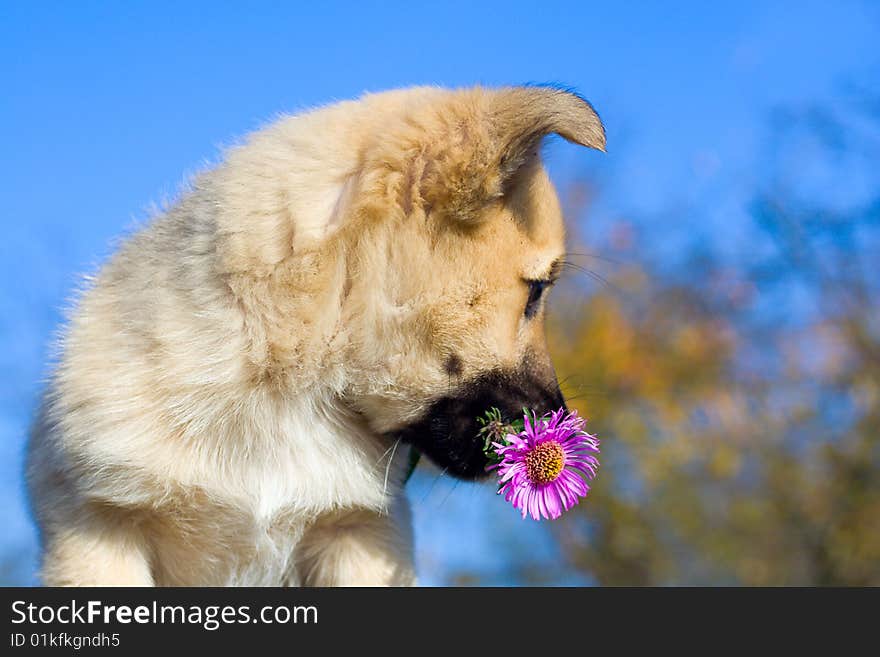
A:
[336,86,605,479]
[222,85,604,479]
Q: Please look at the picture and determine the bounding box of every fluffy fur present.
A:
[27,85,605,586]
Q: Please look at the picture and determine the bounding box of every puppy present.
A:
[27,85,605,586]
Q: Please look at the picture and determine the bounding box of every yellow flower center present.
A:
[525,441,565,485]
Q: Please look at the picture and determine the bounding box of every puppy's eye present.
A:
[524,280,549,319]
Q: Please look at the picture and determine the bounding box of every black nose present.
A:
[389,368,567,481]
[490,373,566,423]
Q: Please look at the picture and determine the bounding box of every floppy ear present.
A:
[490,85,606,177]
[418,85,605,224]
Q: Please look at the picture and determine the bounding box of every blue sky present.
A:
[1,1,877,584]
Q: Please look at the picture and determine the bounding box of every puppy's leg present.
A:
[294,496,416,587]
[40,514,153,587]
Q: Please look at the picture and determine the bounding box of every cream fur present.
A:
[27,85,604,586]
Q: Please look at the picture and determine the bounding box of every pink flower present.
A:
[492,409,599,520]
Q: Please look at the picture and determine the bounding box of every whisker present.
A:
[559,261,621,294]
[562,390,610,401]
[564,251,625,265]
[558,376,602,392]
[375,439,401,467]
[438,478,461,509]
[420,467,448,504]
[382,438,402,500]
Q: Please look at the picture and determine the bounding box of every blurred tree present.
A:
[545,96,880,585]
